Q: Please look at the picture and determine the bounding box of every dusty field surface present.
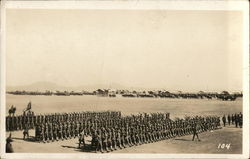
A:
[5,95,243,153]
[8,125,241,154]
[6,95,242,118]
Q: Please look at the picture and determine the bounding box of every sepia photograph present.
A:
[0,1,249,159]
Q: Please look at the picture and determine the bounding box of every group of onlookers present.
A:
[222,113,243,128]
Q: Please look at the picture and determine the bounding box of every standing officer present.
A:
[227,114,231,126]
[6,133,14,153]
[78,131,85,149]
[192,122,200,141]
[239,112,243,128]
[231,114,235,125]
[235,113,239,128]
[23,124,29,140]
[222,115,226,127]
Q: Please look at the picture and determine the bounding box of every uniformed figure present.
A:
[6,116,10,131]
[3,111,226,152]
[78,131,85,149]
[192,122,200,141]
[41,124,45,143]
[23,125,29,140]
[231,114,235,124]
[227,114,231,126]
[111,128,117,150]
[239,112,243,128]
[116,129,122,149]
[222,115,226,127]
[35,124,40,141]
[58,123,63,140]
[6,133,14,153]
[101,128,108,152]
[44,123,49,142]
[91,129,97,147]
[235,113,239,128]
[96,129,103,153]
[52,123,58,141]
[106,128,113,151]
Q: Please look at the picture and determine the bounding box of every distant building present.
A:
[96,89,109,97]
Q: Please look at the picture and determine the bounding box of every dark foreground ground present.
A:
[7,125,241,154]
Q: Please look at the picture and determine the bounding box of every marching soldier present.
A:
[96,129,103,153]
[40,124,45,143]
[44,122,49,142]
[52,123,58,141]
[91,129,97,147]
[6,116,10,131]
[58,123,63,140]
[192,122,200,141]
[74,122,80,138]
[78,131,85,149]
[111,128,117,150]
[66,122,71,139]
[125,127,132,147]
[116,129,122,149]
[107,128,113,151]
[222,115,226,127]
[35,124,40,141]
[23,124,29,140]
[102,128,109,152]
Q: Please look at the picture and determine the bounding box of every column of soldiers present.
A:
[6,111,35,131]
[30,111,219,153]
[90,114,221,153]
[6,111,121,132]
[34,111,122,142]
[6,110,222,153]
[222,112,243,128]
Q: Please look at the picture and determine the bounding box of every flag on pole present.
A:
[26,102,32,111]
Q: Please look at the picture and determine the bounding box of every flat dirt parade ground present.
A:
[6,95,243,154]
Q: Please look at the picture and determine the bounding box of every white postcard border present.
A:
[0,1,249,159]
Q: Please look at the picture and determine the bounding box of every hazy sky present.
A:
[6,9,243,91]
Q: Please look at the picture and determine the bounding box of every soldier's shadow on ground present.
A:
[13,136,37,142]
[73,144,95,153]
[174,138,190,141]
[61,145,76,149]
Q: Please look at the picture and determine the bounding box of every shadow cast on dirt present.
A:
[13,136,37,142]
[73,144,96,153]
[174,138,191,141]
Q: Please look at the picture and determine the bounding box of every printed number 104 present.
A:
[218,143,231,149]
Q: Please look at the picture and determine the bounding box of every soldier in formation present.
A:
[87,114,220,153]
[33,111,122,143]
[6,110,121,132]
[7,109,243,153]
[220,113,243,128]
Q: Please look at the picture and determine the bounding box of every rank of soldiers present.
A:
[84,115,221,153]
[6,111,122,132]
[32,112,220,153]
[6,110,223,153]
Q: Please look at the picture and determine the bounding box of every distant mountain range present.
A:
[6,81,241,93]
[6,81,152,92]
